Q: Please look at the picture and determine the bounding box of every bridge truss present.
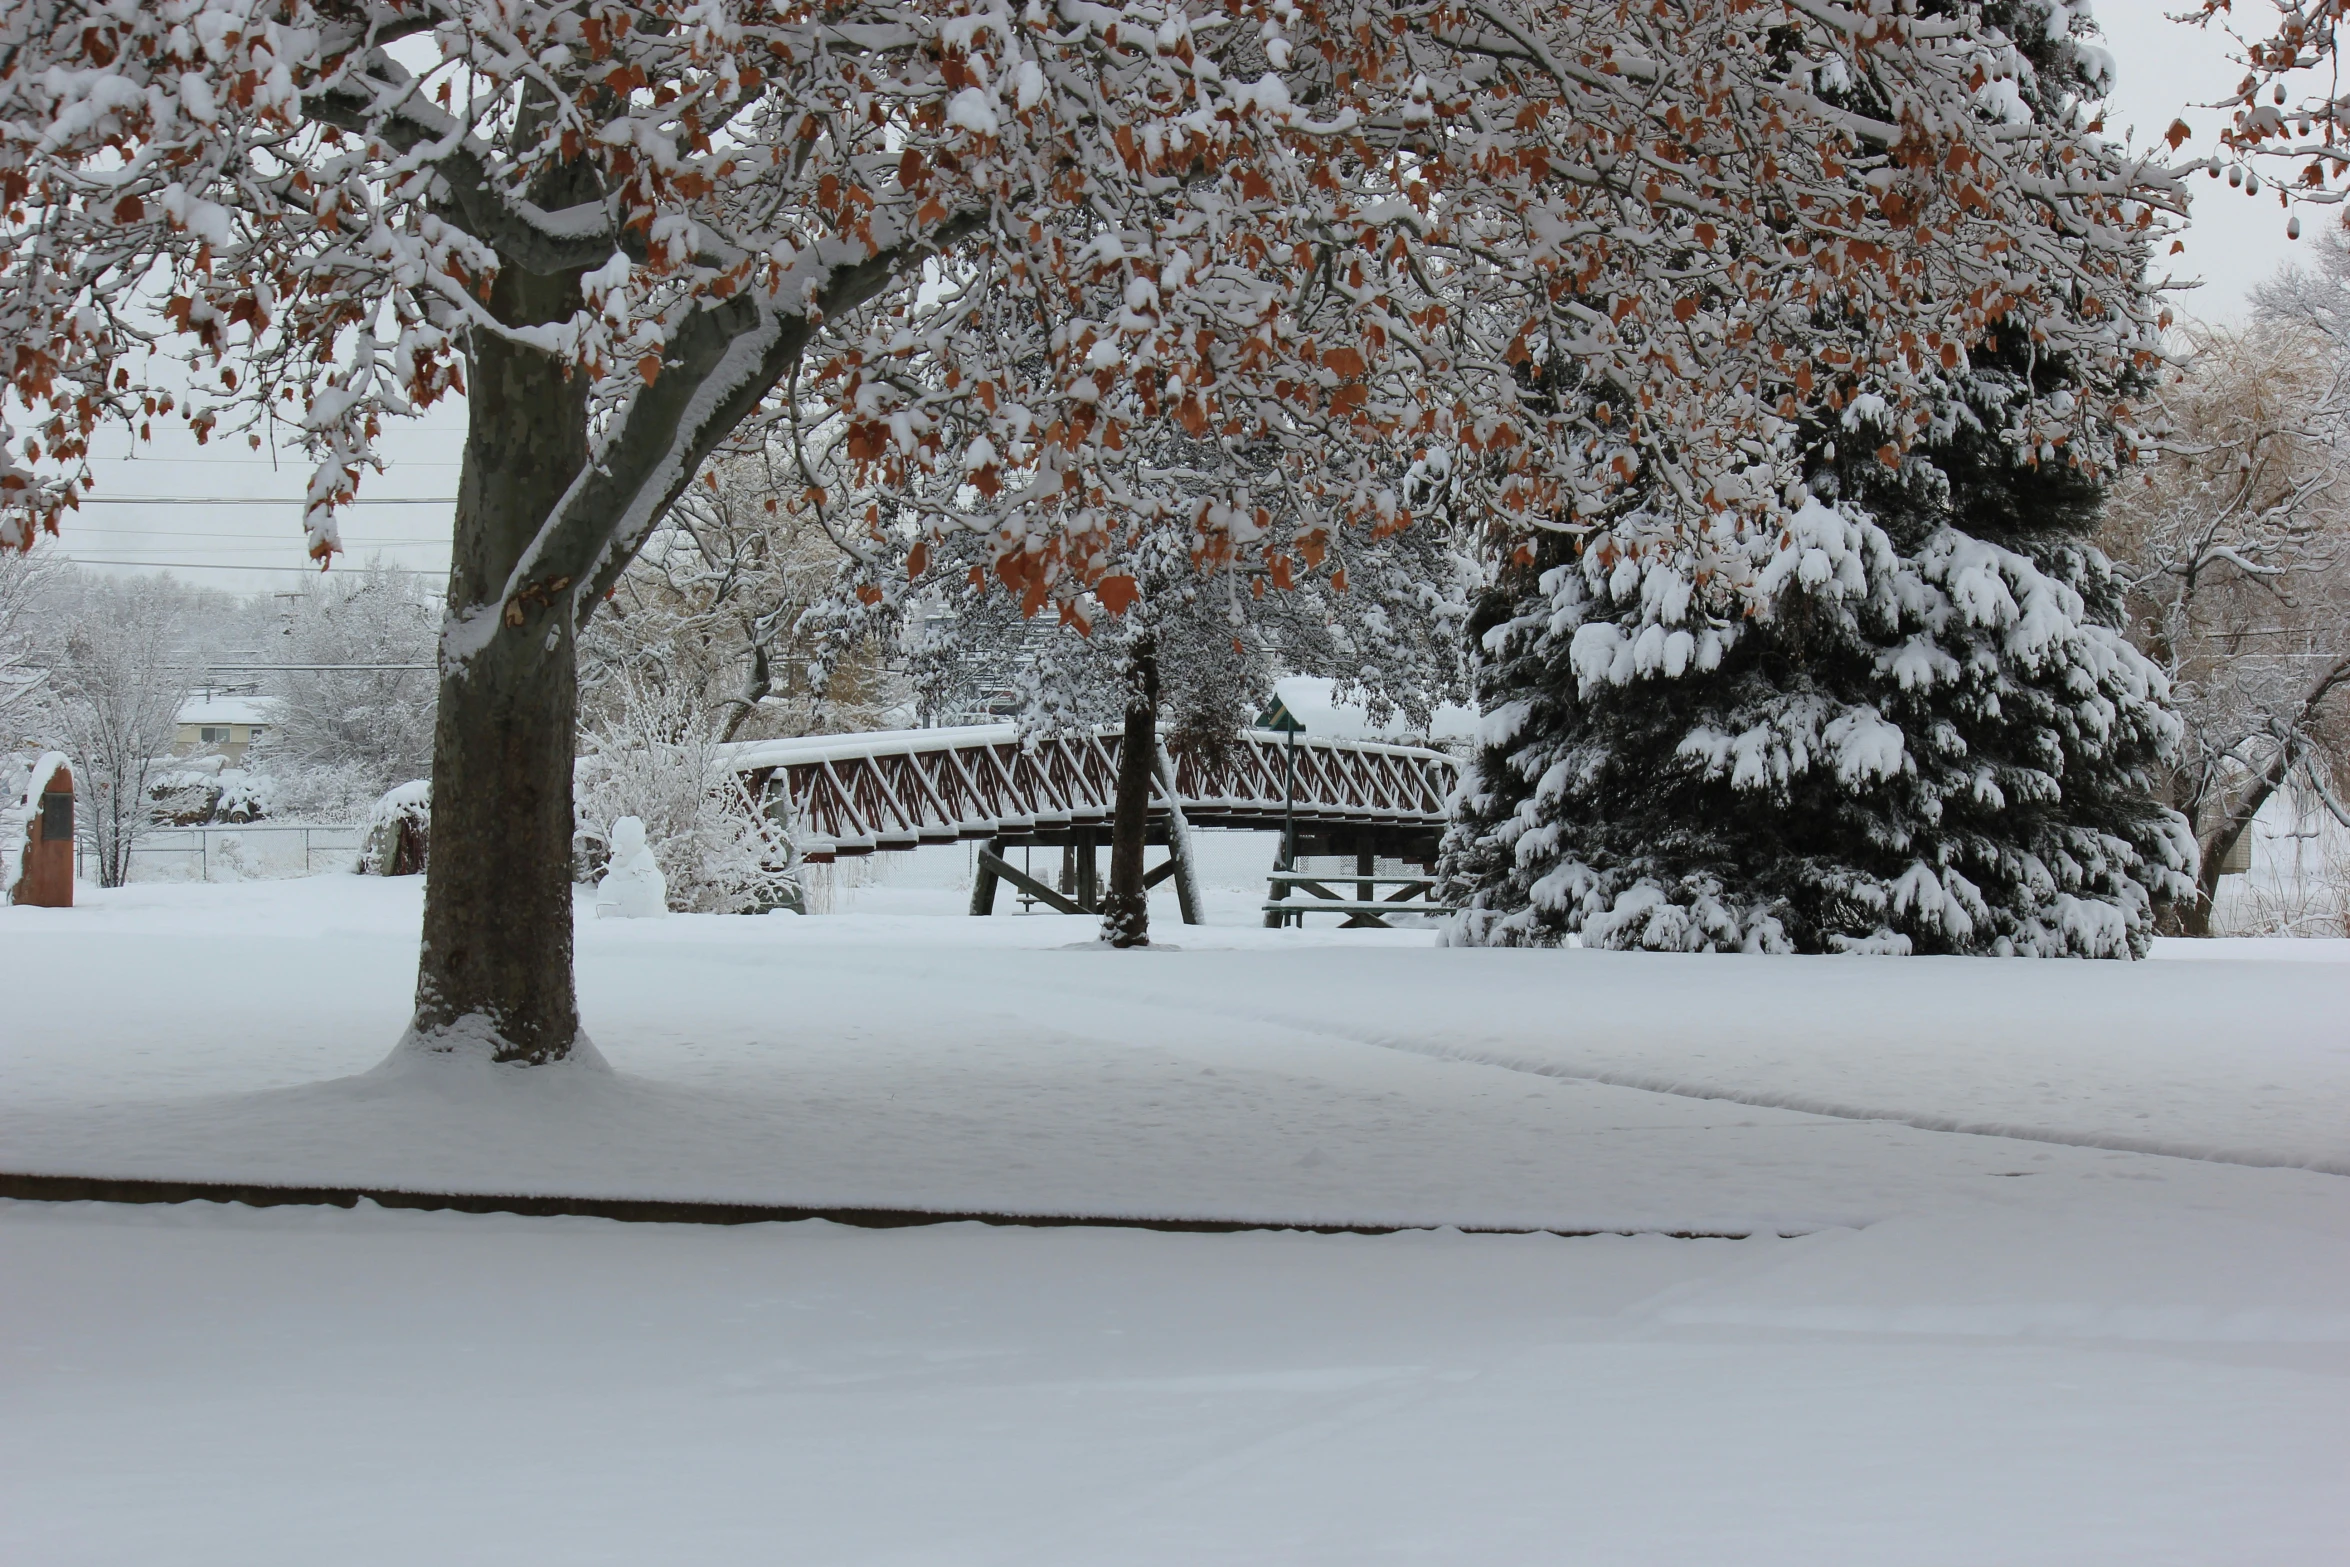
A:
[720,724,1460,868]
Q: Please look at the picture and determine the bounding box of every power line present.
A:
[89,456,465,466]
[57,528,451,541]
[59,544,451,556]
[49,556,446,575]
[72,495,457,506]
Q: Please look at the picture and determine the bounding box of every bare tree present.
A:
[0,548,55,752]
[37,576,198,887]
[582,453,903,748]
[2102,323,2350,933]
[257,557,439,816]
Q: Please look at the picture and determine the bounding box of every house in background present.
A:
[174,694,275,765]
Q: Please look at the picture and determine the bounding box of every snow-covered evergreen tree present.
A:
[1443,1,2195,958]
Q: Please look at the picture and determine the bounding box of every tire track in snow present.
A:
[1344,1036,2350,1180]
[1007,965,2350,1180]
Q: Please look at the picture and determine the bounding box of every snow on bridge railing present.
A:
[719,724,1461,861]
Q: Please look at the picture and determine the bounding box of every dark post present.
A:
[1357,845,1375,905]
[1257,696,1306,929]
[1101,638,1161,947]
[1075,824,1099,912]
[1282,727,1297,871]
[969,836,1005,916]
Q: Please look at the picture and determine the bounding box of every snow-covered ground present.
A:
[4,864,2347,1563]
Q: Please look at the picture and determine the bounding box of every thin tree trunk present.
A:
[1102,635,1159,948]
[409,257,591,1063]
[718,621,773,743]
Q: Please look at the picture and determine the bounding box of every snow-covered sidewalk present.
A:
[7,1198,2347,1566]
[3,875,2347,1563]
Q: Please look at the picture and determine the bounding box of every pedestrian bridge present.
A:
[719,723,1460,865]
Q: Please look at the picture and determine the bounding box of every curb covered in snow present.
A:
[0,1171,1772,1239]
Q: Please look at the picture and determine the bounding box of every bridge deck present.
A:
[720,724,1460,863]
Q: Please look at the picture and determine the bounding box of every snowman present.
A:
[595,816,669,918]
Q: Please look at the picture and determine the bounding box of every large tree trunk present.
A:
[409,258,591,1063]
[1101,636,1159,949]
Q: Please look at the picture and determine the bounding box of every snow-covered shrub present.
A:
[267,758,397,823]
[151,762,276,825]
[207,832,248,883]
[574,674,798,914]
[359,780,430,876]
[213,770,275,823]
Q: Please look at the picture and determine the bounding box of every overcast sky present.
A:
[32,3,2312,596]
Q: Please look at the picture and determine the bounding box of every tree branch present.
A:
[529,206,997,630]
[2200,647,2350,900]
[304,83,620,274]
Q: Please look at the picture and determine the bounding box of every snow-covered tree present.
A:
[0,550,55,752]
[1444,1,2195,957]
[2,0,2188,1051]
[0,0,1463,1059]
[2101,313,2350,933]
[34,575,201,887]
[253,557,439,817]
[583,452,903,745]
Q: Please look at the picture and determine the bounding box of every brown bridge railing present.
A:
[721,724,1460,864]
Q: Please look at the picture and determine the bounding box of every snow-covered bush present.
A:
[574,674,798,915]
[151,761,277,825]
[359,780,430,876]
[212,770,275,823]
